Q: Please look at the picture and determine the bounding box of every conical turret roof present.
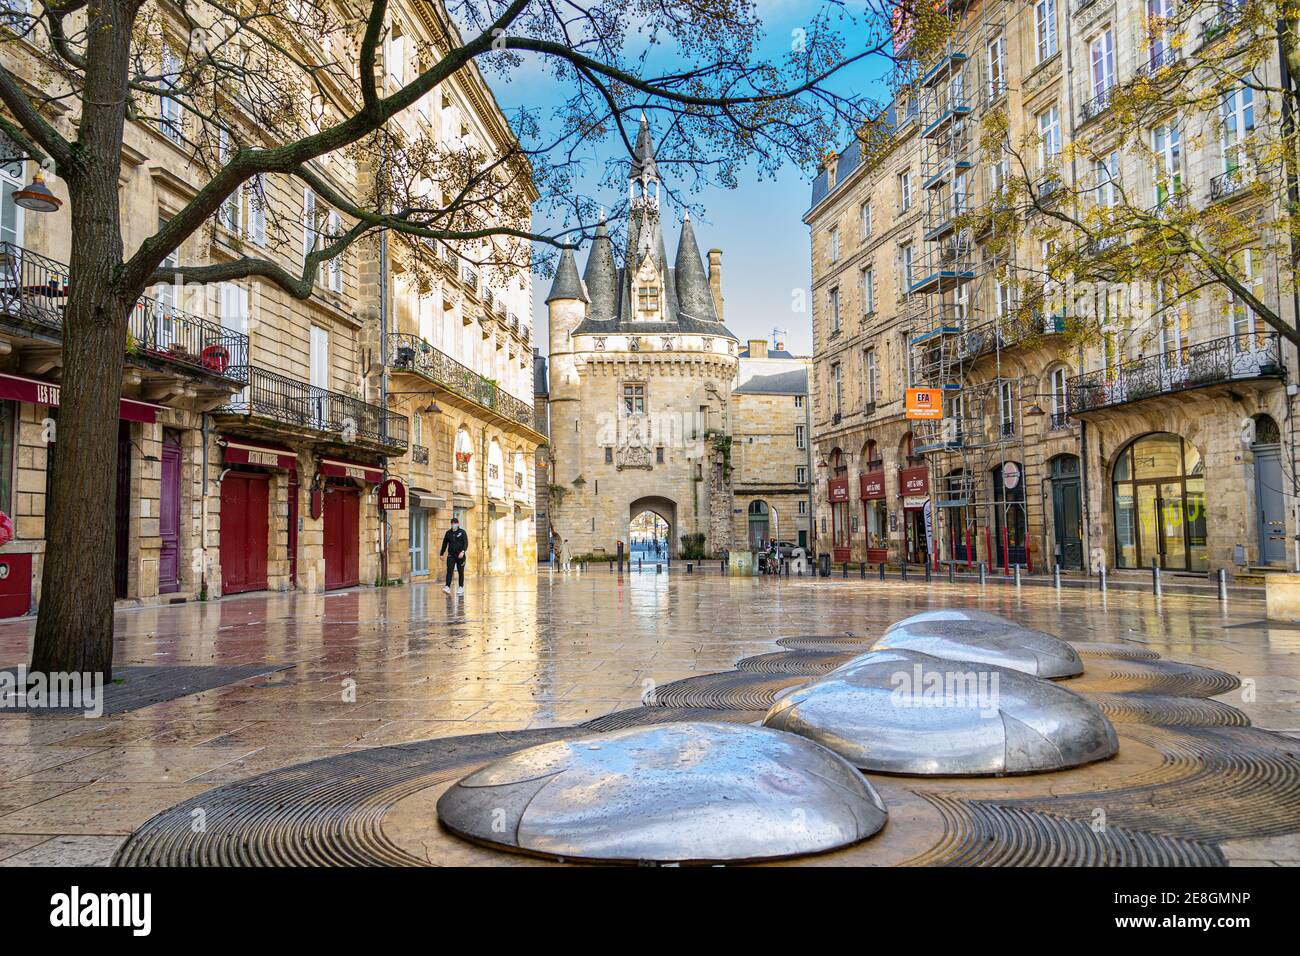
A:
[673,211,718,322]
[630,113,658,182]
[583,219,619,321]
[545,246,588,304]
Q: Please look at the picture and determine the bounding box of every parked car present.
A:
[773,540,799,559]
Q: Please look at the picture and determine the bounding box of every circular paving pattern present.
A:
[1070,642,1161,661]
[113,630,1299,868]
[650,671,809,709]
[735,650,855,675]
[434,722,888,864]
[764,650,1118,776]
[774,635,870,651]
[873,620,1083,679]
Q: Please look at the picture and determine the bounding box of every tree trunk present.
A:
[29,0,133,679]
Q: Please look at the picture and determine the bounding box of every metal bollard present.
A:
[859,562,866,579]
[948,562,955,584]
[721,558,726,574]
[925,563,932,582]
[609,560,614,573]
[1217,567,1227,601]
[842,562,848,578]
[656,563,662,574]
[901,561,908,582]
[687,562,693,574]
[1099,567,1107,591]
[1053,563,1061,589]
[879,562,885,580]
[1013,565,1021,587]
[1152,559,1162,597]
[978,562,986,586]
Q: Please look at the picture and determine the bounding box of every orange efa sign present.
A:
[905,388,943,420]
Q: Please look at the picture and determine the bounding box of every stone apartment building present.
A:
[0,0,537,619]
[807,0,1296,579]
[731,340,814,551]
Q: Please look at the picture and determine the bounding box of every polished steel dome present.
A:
[436,721,888,863]
[875,619,1083,679]
[764,650,1117,776]
[885,609,1019,632]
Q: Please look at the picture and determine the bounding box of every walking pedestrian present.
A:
[559,538,572,572]
[440,515,468,595]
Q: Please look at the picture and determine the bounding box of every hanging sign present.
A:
[905,387,943,420]
[380,477,407,511]
[1003,461,1021,490]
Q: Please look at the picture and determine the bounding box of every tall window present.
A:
[999,380,1015,435]
[861,266,875,315]
[1037,107,1061,166]
[831,362,843,416]
[795,424,806,449]
[860,201,873,239]
[1050,367,1068,417]
[829,226,840,262]
[159,48,184,143]
[1089,30,1116,100]
[828,287,841,333]
[623,383,646,414]
[1093,152,1119,207]
[1148,0,1176,65]
[1152,124,1182,205]
[0,136,22,247]
[1221,85,1255,173]
[1229,249,1263,350]
[864,347,878,405]
[987,36,1006,99]
[901,243,914,289]
[899,170,913,211]
[1035,0,1057,63]
[326,210,344,292]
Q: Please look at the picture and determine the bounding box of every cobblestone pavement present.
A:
[0,569,1297,866]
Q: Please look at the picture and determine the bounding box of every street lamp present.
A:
[12,168,60,213]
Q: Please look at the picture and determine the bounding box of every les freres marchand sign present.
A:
[380,478,407,511]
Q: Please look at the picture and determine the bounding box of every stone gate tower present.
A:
[545,116,739,558]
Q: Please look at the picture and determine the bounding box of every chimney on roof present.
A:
[747,339,768,359]
[708,248,724,322]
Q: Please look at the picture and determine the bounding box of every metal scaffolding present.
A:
[907,0,1031,573]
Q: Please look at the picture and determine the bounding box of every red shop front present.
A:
[859,470,888,563]
[318,458,382,591]
[220,438,298,595]
[899,465,931,565]
[828,475,851,563]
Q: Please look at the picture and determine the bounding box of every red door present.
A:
[158,431,181,593]
[220,472,269,594]
[324,486,360,589]
[288,471,299,587]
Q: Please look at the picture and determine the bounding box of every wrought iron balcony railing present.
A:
[1211,166,1251,200]
[1135,46,1180,80]
[0,241,249,385]
[1080,86,1114,123]
[1067,332,1283,414]
[1049,410,1071,431]
[388,332,538,431]
[221,365,409,450]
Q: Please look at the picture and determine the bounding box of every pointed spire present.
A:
[674,213,717,322]
[545,246,588,304]
[583,220,618,321]
[630,112,657,182]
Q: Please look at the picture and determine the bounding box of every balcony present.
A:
[1203,4,1245,43]
[1080,86,1114,123]
[0,241,249,387]
[1211,167,1252,201]
[1049,410,1071,431]
[219,365,408,453]
[1134,46,1180,80]
[388,332,542,438]
[1067,332,1284,415]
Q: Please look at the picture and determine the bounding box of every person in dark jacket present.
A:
[440,516,468,594]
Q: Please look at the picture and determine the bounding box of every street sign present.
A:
[905,387,942,420]
[380,477,407,511]
[1003,461,1021,490]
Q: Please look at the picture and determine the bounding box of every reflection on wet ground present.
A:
[0,570,1296,865]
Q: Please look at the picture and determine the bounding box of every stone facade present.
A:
[0,0,537,619]
[806,0,1297,578]
[544,117,739,558]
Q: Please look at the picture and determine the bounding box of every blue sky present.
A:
[486,2,892,357]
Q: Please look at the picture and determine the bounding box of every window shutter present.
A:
[303,188,317,265]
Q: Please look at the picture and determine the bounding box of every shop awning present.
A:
[318,457,383,484]
[411,491,446,509]
[452,493,476,509]
[0,372,161,424]
[222,437,297,470]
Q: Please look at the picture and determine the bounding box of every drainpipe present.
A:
[200,411,209,598]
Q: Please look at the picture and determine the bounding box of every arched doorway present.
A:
[1112,432,1207,571]
[991,460,1027,569]
[828,448,851,562]
[748,500,770,548]
[1049,454,1083,570]
[629,495,677,560]
[944,467,974,566]
[1252,414,1286,564]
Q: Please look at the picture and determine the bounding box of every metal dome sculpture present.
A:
[876,618,1083,679]
[436,721,887,863]
[764,650,1117,776]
